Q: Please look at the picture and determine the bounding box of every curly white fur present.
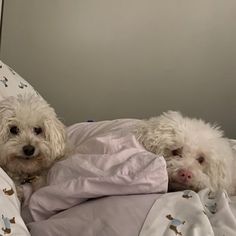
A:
[0,94,66,199]
[135,111,235,194]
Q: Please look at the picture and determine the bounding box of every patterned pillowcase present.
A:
[0,60,39,100]
[0,168,30,235]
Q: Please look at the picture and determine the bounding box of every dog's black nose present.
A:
[23,145,35,156]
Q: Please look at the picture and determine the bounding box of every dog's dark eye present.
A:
[34,127,43,135]
[9,126,19,135]
[197,156,205,164]
[171,148,183,157]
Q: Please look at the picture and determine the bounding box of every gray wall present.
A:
[1,0,236,137]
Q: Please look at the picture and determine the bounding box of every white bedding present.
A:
[0,168,30,236]
[21,120,236,236]
[140,189,236,236]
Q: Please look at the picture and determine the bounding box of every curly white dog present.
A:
[0,94,66,200]
[135,111,235,195]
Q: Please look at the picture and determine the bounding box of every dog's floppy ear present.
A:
[0,112,10,142]
[135,111,183,155]
[44,116,66,159]
[207,158,231,192]
[206,139,233,193]
[0,97,16,141]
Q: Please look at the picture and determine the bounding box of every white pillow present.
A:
[0,60,39,100]
[0,168,30,235]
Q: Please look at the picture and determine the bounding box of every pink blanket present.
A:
[23,119,168,231]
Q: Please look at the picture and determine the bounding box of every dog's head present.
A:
[0,94,66,176]
[136,111,234,193]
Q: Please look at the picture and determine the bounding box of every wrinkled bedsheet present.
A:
[23,119,168,234]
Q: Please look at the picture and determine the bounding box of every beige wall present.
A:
[1,0,236,137]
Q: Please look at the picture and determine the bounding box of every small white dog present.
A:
[0,94,66,200]
[135,111,235,194]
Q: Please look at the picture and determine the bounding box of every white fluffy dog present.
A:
[0,94,66,199]
[135,111,235,194]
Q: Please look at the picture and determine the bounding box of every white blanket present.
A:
[23,119,168,224]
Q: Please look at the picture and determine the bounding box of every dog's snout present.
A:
[23,145,35,156]
[177,169,193,183]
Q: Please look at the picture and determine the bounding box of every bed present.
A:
[19,119,236,236]
[0,60,236,236]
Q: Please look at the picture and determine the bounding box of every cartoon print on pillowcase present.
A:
[7,65,27,89]
[166,214,185,235]
[182,190,193,199]
[207,190,216,200]
[204,190,217,214]
[1,215,15,234]
[2,188,14,196]
[205,202,217,214]
[0,77,8,87]
[5,65,28,89]
[1,186,16,234]
[0,60,41,101]
[1,65,28,89]
[18,81,28,89]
